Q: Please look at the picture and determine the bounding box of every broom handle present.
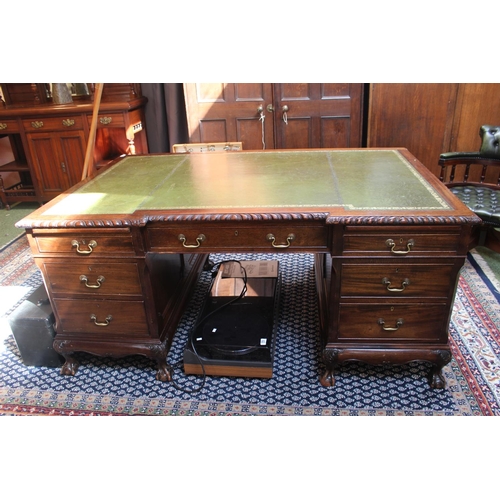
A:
[81,83,104,180]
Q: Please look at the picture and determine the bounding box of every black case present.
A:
[8,285,63,367]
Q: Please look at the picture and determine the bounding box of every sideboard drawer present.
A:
[32,230,135,256]
[338,303,449,342]
[340,263,456,298]
[53,298,149,336]
[0,119,19,133]
[90,113,125,128]
[22,115,84,132]
[343,228,462,256]
[147,225,328,252]
[42,261,142,296]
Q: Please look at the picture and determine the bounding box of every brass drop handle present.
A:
[382,277,410,292]
[267,233,295,248]
[378,318,404,331]
[72,240,97,254]
[80,275,105,289]
[90,314,112,326]
[386,238,415,254]
[178,234,206,248]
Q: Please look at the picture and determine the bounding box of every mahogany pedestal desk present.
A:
[16,149,480,388]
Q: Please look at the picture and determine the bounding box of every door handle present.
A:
[282,105,289,125]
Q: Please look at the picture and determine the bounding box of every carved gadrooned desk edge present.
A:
[15,212,331,228]
[16,218,146,229]
[325,214,482,225]
[15,212,482,229]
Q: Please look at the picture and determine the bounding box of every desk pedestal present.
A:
[28,227,207,381]
[315,224,468,388]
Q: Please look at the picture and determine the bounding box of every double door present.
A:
[26,128,86,200]
[184,83,364,150]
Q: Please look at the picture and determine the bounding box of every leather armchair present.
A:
[439,125,500,249]
[439,125,500,227]
[479,125,500,158]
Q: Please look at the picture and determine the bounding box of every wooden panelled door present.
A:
[184,83,364,150]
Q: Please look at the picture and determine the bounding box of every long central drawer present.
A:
[146,224,328,252]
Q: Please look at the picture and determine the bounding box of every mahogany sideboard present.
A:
[0,83,148,208]
[16,149,480,388]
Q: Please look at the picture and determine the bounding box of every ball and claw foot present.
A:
[156,361,173,382]
[320,369,336,387]
[428,366,446,389]
[60,359,79,376]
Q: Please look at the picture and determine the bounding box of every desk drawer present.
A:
[0,119,19,133]
[147,225,328,252]
[22,116,84,132]
[338,303,448,342]
[53,298,148,335]
[42,261,142,296]
[340,263,456,298]
[343,228,462,256]
[32,230,135,256]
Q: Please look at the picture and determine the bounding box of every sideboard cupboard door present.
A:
[26,130,86,198]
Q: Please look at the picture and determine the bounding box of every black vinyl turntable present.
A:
[183,260,280,378]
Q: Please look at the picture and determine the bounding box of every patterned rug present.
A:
[0,236,499,416]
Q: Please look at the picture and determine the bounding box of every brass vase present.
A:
[52,84,73,104]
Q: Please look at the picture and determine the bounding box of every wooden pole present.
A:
[81,83,104,180]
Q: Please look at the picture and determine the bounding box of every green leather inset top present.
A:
[44,150,450,215]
